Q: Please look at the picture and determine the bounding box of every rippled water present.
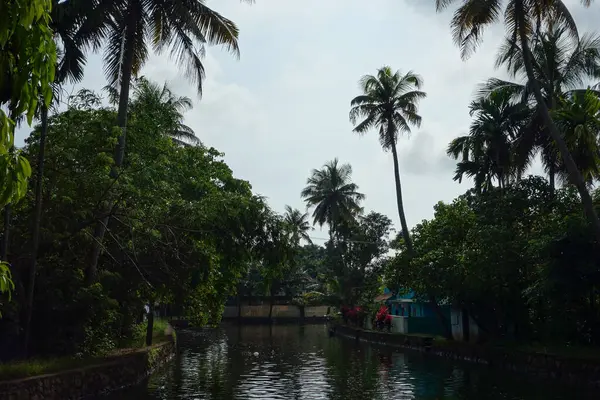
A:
[103,324,593,400]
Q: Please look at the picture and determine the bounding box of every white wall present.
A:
[391,315,407,334]
[222,305,330,319]
[450,309,479,342]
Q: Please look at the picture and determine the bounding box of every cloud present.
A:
[399,132,456,176]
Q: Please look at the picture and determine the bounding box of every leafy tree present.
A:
[24,0,112,356]
[86,0,252,284]
[0,0,56,329]
[0,81,264,356]
[435,0,600,243]
[349,67,426,254]
[326,211,393,306]
[301,158,365,240]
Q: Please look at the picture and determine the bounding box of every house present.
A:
[374,288,480,341]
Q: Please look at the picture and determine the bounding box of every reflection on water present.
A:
[102,324,593,400]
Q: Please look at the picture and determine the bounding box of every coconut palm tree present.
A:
[435,0,600,243]
[86,0,251,283]
[283,205,312,245]
[128,77,199,146]
[447,88,530,193]
[349,67,426,254]
[478,26,600,190]
[553,90,600,184]
[300,159,365,240]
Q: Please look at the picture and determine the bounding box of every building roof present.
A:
[374,292,393,302]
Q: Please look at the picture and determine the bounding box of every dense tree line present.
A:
[382,1,600,345]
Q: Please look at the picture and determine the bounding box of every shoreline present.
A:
[0,340,176,400]
[330,323,600,388]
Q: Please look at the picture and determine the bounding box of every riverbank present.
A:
[330,323,600,388]
[0,339,176,400]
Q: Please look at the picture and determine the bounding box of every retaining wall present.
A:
[222,305,330,320]
[331,324,600,388]
[0,341,176,400]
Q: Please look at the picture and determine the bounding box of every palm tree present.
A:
[129,77,199,146]
[86,0,251,283]
[447,88,530,192]
[478,26,600,191]
[300,158,365,240]
[283,205,312,245]
[553,90,600,184]
[349,67,426,254]
[435,0,600,243]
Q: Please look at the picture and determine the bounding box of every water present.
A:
[103,324,593,400]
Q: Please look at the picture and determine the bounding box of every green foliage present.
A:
[0,0,56,214]
[301,158,365,233]
[388,176,600,344]
[0,81,264,357]
[326,212,393,306]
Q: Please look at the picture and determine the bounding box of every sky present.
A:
[15,0,600,244]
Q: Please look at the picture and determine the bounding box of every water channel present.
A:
[103,324,594,399]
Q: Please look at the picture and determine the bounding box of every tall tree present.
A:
[435,0,600,244]
[479,26,600,190]
[349,67,426,254]
[447,88,530,192]
[86,0,250,283]
[300,159,365,240]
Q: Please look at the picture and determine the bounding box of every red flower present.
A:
[376,305,389,323]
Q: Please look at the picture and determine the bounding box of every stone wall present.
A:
[222,305,331,320]
[0,341,176,400]
[330,324,600,388]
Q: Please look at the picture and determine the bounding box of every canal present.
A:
[103,324,594,399]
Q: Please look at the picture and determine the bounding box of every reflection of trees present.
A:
[115,326,594,400]
[324,341,383,400]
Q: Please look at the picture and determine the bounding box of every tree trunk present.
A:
[145,302,154,346]
[428,294,453,340]
[84,14,137,284]
[461,308,470,342]
[1,204,10,261]
[548,162,555,195]
[517,4,600,244]
[268,289,274,321]
[23,105,48,356]
[390,143,413,253]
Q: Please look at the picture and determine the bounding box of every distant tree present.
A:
[301,159,364,240]
[283,205,312,245]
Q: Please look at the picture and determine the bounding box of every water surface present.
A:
[103,324,593,399]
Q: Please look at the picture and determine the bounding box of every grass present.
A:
[0,318,174,381]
